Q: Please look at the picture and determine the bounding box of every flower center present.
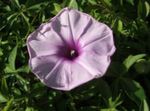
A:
[66,49,79,60]
[57,42,81,61]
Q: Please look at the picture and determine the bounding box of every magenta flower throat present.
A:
[57,41,81,61]
[27,8,116,91]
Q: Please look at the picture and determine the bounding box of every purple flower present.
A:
[27,8,115,91]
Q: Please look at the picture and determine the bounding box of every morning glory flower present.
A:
[27,8,115,91]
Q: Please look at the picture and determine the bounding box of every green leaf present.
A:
[4,45,18,73]
[126,0,134,6]
[16,74,28,83]
[108,62,127,76]
[2,98,13,111]
[27,2,49,13]
[143,99,149,111]
[16,65,30,73]
[0,48,3,56]
[117,19,123,33]
[88,0,97,5]
[120,0,123,6]
[122,79,146,105]
[11,0,21,9]
[54,3,62,13]
[6,13,18,27]
[138,0,143,18]
[123,54,146,71]
[12,87,21,96]
[8,45,18,70]
[101,108,116,111]
[68,0,78,9]
[3,5,11,12]
[27,3,43,10]
[1,78,8,94]
[134,59,150,74]
[101,95,122,110]
[145,1,150,17]
[103,0,112,7]
[137,0,149,18]
[21,13,30,28]
[14,0,21,8]
[25,107,35,111]
[134,82,145,101]
[4,65,16,73]
[0,92,8,103]
[108,95,122,108]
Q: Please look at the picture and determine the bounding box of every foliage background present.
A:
[0,0,150,110]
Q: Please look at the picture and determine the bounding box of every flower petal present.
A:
[50,8,73,43]
[31,57,95,91]
[41,60,94,91]
[79,20,113,48]
[68,62,95,90]
[83,29,115,56]
[43,61,71,90]
[31,56,72,90]
[28,40,59,58]
[77,52,111,78]
[27,23,64,58]
[68,9,92,41]
[29,55,60,80]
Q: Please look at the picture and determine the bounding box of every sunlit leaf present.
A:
[0,92,8,103]
[143,99,149,111]
[27,3,43,10]
[10,0,21,9]
[88,0,97,5]
[68,0,78,9]
[9,45,18,70]
[0,48,3,56]
[2,98,13,111]
[102,0,112,7]
[108,95,122,108]
[145,1,150,17]
[16,65,30,73]
[6,13,18,27]
[117,19,123,33]
[137,0,149,18]
[54,3,62,13]
[4,65,16,73]
[25,107,35,111]
[123,54,146,71]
